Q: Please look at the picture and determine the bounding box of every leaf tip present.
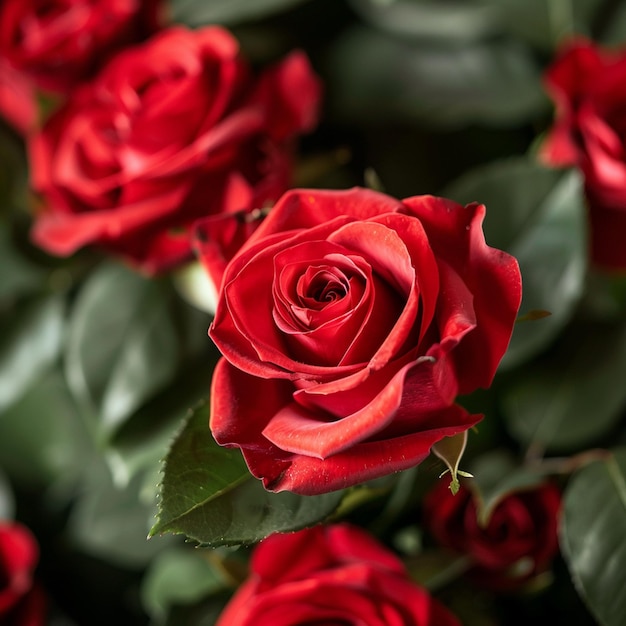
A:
[516,309,552,323]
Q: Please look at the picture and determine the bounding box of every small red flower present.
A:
[0,521,46,626]
[216,524,461,626]
[542,39,626,270]
[0,0,160,93]
[423,481,561,589]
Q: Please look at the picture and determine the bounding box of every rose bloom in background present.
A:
[0,521,46,626]
[0,57,37,135]
[209,187,522,495]
[216,523,461,626]
[0,0,160,94]
[542,39,626,270]
[29,25,321,274]
[423,481,561,590]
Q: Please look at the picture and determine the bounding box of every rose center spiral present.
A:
[301,270,348,306]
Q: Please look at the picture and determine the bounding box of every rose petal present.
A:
[0,523,38,614]
[262,362,409,458]
[193,173,256,290]
[403,198,521,392]
[213,216,371,380]
[588,202,626,269]
[210,357,293,469]
[0,58,37,135]
[30,183,190,255]
[239,403,480,495]
[247,187,405,246]
[329,215,438,368]
[250,50,322,141]
[271,245,379,366]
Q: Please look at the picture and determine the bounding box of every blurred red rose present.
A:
[0,521,46,626]
[0,0,160,93]
[209,187,522,495]
[216,524,461,626]
[28,26,321,274]
[542,39,626,270]
[423,481,561,589]
[0,58,37,135]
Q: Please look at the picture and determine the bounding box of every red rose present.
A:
[542,39,626,270]
[0,58,37,135]
[0,522,46,626]
[209,188,522,495]
[423,481,561,589]
[0,0,160,93]
[216,524,461,626]
[28,26,321,274]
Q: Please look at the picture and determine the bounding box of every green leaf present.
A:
[561,448,626,626]
[0,126,28,216]
[469,450,549,525]
[103,294,216,499]
[406,549,473,592]
[169,0,309,26]
[163,599,228,626]
[64,262,180,438]
[0,223,45,303]
[368,467,420,535]
[0,368,93,489]
[594,1,626,45]
[348,0,501,43]
[327,25,547,129]
[152,400,345,546]
[141,548,226,621]
[0,293,65,412]
[348,0,602,50]
[501,320,626,453]
[106,357,217,498]
[150,400,251,538]
[69,462,176,567]
[582,271,626,320]
[486,0,602,51]
[0,468,14,520]
[444,159,587,368]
